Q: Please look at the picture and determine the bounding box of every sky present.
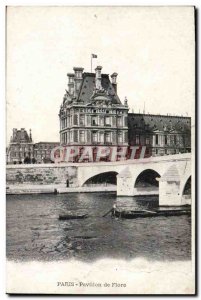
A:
[6,6,195,144]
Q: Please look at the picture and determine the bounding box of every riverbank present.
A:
[6,184,117,195]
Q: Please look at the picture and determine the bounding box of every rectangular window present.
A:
[87,115,91,126]
[92,131,97,142]
[112,132,116,143]
[156,135,158,145]
[74,114,78,125]
[136,135,140,144]
[105,116,110,126]
[124,132,128,143]
[146,137,150,145]
[80,115,85,126]
[117,116,122,126]
[170,135,174,145]
[99,116,104,126]
[87,131,91,143]
[99,132,104,143]
[80,131,85,143]
[74,130,78,142]
[124,116,128,127]
[165,135,167,145]
[112,116,116,126]
[118,132,123,143]
[70,131,73,142]
[105,132,111,143]
[92,116,97,126]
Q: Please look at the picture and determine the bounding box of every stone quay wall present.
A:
[6,164,78,187]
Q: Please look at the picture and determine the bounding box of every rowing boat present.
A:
[113,207,191,219]
[59,214,88,220]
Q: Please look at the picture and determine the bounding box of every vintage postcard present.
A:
[6,6,195,295]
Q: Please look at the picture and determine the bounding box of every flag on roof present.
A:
[91,54,97,58]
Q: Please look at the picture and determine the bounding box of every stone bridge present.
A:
[6,153,191,206]
[76,153,191,206]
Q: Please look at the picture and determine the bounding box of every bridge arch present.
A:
[182,175,191,196]
[134,169,161,188]
[82,171,118,187]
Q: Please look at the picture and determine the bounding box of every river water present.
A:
[6,193,191,262]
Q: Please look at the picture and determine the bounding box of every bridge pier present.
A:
[117,167,134,196]
[158,164,191,206]
[159,179,182,206]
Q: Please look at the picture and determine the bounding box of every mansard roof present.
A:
[128,113,191,133]
[77,73,122,105]
[11,129,32,143]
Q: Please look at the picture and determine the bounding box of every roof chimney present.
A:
[73,67,84,97]
[95,66,102,90]
[111,72,118,93]
[67,73,75,96]
[12,128,17,141]
[21,128,25,140]
[29,129,32,142]
[124,97,128,107]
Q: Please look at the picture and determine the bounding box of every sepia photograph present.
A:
[5,6,195,295]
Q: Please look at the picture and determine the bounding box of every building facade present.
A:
[7,129,59,164]
[7,128,34,164]
[128,113,191,157]
[59,66,129,161]
[33,142,60,163]
[59,65,191,161]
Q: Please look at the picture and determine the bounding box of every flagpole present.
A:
[91,55,92,73]
[91,54,97,72]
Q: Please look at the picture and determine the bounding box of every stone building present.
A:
[7,129,59,164]
[33,142,60,163]
[59,66,129,161]
[7,128,34,164]
[128,113,191,157]
[59,65,191,161]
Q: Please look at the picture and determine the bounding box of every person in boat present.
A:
[112,202,117,216]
